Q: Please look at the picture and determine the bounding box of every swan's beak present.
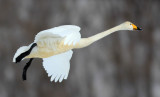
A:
[132,24,142,30]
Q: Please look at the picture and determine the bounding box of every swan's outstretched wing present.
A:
[34,25,81,46]
[42,50,73,82]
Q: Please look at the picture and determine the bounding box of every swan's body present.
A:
[13,21,141,82]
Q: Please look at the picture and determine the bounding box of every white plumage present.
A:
[13,21,142,83]
[34,25,81,45]
[43,50,73,82]
[35,25,81,82]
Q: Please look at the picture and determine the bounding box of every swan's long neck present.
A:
[75,24,123,49]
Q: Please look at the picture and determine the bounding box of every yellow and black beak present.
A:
[131,24,142,30]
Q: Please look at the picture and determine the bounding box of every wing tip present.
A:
[49,74,68,83]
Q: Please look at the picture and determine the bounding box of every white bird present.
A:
[13,21,142,82]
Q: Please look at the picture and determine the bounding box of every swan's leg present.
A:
[22,58,34,80]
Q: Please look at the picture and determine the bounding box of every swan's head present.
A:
[121,21,142,31]
[13,46,29,63]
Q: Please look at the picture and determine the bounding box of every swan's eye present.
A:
[130,24,131,25]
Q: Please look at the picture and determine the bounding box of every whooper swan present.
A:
[13,21,142,82]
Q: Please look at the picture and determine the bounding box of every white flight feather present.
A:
[42,50,73,82]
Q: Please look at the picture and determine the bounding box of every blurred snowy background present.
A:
[0,0,160,97]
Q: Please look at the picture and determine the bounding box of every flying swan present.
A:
[13,21,142,82]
